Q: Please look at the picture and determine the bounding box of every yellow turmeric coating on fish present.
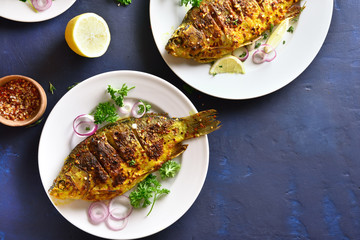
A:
[49,110,220,201]
[166,0,301,63]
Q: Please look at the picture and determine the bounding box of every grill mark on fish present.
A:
[88,134,126,187]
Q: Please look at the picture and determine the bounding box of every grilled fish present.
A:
[166,0,301,63]
[49,110,220,201]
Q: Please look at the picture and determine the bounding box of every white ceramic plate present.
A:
[150,0,333,99]
[38,71,209,239]
[0,0,76,22]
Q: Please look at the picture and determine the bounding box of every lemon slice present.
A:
[209,55,245,75]
[265,18,289,53]
[65,13,111,58]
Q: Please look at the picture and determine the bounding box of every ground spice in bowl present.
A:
[0,75,47,127]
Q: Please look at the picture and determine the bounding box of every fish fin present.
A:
[182,109,221,140]
[286,1,303,18]
[169,144,188,159]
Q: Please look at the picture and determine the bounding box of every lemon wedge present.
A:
[209,55,245,75]
[265,18,290,53]
[65,13,111,58]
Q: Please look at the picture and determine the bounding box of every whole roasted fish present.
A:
[166,0,301,63]
[49,110,220,201]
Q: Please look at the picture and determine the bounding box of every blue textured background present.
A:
[1,0,359,239]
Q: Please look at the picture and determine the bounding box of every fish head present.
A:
[49,163,89,200]
[165,24,205,60]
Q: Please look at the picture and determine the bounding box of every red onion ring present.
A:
[131,101,146,118]
[252,44,277,64]
[108,195,133,220]
[31,0,52,11]
[118,100,133,115]
[88,202,109,225]
[232,47,249,62]
[105,215,129,231]
[73,114,98,137]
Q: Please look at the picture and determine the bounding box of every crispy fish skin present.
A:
[49,110,221,201]
[166,0,301,63]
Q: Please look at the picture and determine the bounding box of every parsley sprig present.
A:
[129,174,170,216]
[107,84,135,107]
[92,84,135,125]
[116,0,132,6]
[180,0,202,7]
[92,102,119,124]
[159,161,181,179]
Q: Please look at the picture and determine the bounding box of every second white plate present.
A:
[0,0,76,22]
[150,0,333,99]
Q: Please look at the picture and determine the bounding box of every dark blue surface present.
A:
[1,0,359,239]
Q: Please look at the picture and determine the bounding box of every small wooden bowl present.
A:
[0,75,47,127]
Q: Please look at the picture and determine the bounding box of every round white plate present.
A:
[150,0,333,99]
[38,71,209,239]
[0,0,76,22]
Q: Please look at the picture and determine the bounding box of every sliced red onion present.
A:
[261,43,275,54]
[108,195,133,220]
[105,215,129,231]
[232,47,249,62]
[31,0,52,11]
[88,202,109,225]
[252,49,267,64]
[252,44,277,64]
[118,99,133,115]
[131,101,146,118]
[73,114,98,137]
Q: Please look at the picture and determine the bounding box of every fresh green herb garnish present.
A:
[255,42,262,48]
[287,26,294,33]
[159,161,181,179]
[263,33,268,40]
[129,160,136,166]
[239,52,247,58]
[19,0,26,2]
[26,118,43,128]
[138,100,151,114]
[116,0,132,6]
[49,82,56,94]
[67,82,79,90]
[92,102,119,124]
[107,84,135,107]
[283,40,286,44]
[270,23,274,33]
[180,0,202,7]
[129,174,170,216]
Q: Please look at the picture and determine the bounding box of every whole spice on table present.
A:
[0,78,41,121]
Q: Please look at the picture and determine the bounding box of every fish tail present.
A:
[182,109,221,140]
